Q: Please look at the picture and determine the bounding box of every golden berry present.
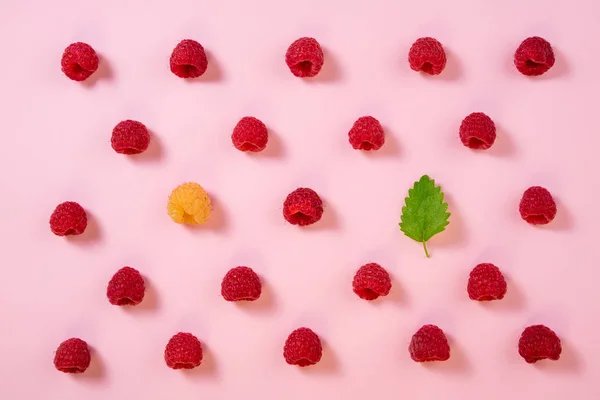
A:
[167,182,211,224]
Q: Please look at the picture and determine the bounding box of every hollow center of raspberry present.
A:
[64,228,75,235]
[356,288,380,300]
[172,362,195,369]
[421,62,434,74]
[290,211,314,224]
[58,366,84,373]
[295,358,313,367]
[176,64,199,78]
[119,147,142,155]
[477,295,496,301]
[525,214,549,224]
[467,137,488,149]
[359,141,375,150]
[239,142,260,152]
[295,61,313,75]
[117,297,135,305]
[525,59,543,68]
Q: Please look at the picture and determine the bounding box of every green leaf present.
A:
[399,175,450,257]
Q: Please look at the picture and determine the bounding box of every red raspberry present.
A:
[283,327,322,367]
[518,325,562,363]
[519,186,557,225]
[285,37,324,78]
[61,42,99,81]
[106,266,145,306]
[49,201,87,236]
[111,120,150,155]
[53,338,91,373]
[283,188,324,226]
[170,39,208,79]
[459,112,496,150]
[231,117,269,152]
[467,263,507,301]
[409,324,450,362]
[164,332,203,369]
[514,37,555,76]
[221,266,262,301]
[408,37,447,75]
[348,116,385,151]
[352,263,392,300]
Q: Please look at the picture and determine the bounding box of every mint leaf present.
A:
[399,175,450,257]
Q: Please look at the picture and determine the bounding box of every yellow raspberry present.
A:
[167,182,211,224]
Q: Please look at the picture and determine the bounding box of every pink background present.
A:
[1,0,599,398]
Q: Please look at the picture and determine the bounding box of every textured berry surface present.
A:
[49,201,87,236]
[170,39,208,78]
[164,332,203,369]
[111,120,150,154]
[54,338,91,373]
[467,263,507,301]
[409,325,450,362]
[348,116,385,151]
[285,37,324,78]
[514,37,555,76]
[231,117,268,152]
[519,186,557,225]
[167,182,211,224]
[408,37,446,75]
[61,42,99,81]
[518,325,562,363]
[107,266,145,306]
[352,263,392,300]
[283,188,323,226]
[283,327,322,367]
[459,112,496,150]
[221,266,262,301]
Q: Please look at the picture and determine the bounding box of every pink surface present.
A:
[0,0,599,398]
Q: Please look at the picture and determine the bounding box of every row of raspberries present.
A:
[54,323,562,373]
[60,36,555,82]
[49,185,557,235]
[96,112,508,156]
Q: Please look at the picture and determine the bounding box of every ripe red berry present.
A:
[61,42,99,81]
[408,37,447,75]
[514,37,555,76]
[170,39,208,79]
[106,266,146,306]
[49,201,87,236]
[352,263,392,300]
[467,263,507,301]
[518,325,562,363]
[459,112,496,150]
[348,116,385,151]
[53,338,91,373]
[164,332,203,369]
[409,324,450,362]
[283,188,324,226]
[283,327,322,367]
[285,37,324,78]
[111,120,150,155]
[221,266,262,301]
[231,117,268,152]
[519,186,557,225]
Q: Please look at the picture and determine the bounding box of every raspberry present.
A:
[408,37,447,75]
[459,112,496,150]
[514,37,555,76]
[167,182,211,225]
[518,325,562,363]
[111,120,150,155]
[49,201,87,236]
[519,186,557,225]
[221,266,262,302]
[283,327,322,367]
[53,338,91,373]
[106,266,145,306]
[231,117,268,152]
[285,37,324,78]
[170,39,208,79]
[467,263,507,301]
[352,263,392,300]
[164,332,203,369]
[409,324,450,362]
[282,188,324,226]
[348,116,385,151]
[61,42,99,81]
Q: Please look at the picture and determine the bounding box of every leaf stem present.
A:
[423,241,430,258]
